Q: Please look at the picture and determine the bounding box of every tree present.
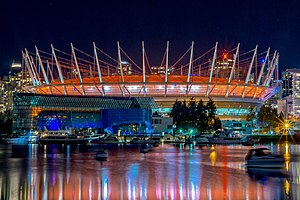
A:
[170,98,220,134]
[188,99,197,128]
[195,99,207,133]
[257,105,279,132]
[206,98,218,130]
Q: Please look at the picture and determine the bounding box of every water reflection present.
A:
[0,143,299,199]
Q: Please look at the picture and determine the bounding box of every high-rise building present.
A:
[282,69,293,97]
[286,69,300,117]
[0,64,31,113]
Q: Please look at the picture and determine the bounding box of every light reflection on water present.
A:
[0,143,299,199]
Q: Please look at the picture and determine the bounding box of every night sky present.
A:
[0,0,299,77]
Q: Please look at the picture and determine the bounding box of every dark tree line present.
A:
[170,98,222,133]
[0,112,12,134]
[257,105,285,132]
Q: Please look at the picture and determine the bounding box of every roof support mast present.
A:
[25,49,40,86]
[226,43,240,97]
[22,51,36,86]
[266,54,279,86]
[253,48,270,98]
[165,41,169,95]
[93,42,105,96]
[117,41,125,96]
[263,50,277,86]
[142,41,146,96]
[51,44,67,95]
[186,41,194,95]
[36,46,52,94]
[71,43,85,95]
[35,46,50,85]
[242,45,257,98]
[206,42,218,96]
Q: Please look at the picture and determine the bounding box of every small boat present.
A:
[196,137,209,145]
[140,143,149,153]
[130,137,149,144]
[39,128,90,145]
[95,149,108,161]
[4,132,39,144]
[245,148,285,169]
[206,135,242,144]
[99,135,120,144]
[152,141,159,147]
[241,136,259,146]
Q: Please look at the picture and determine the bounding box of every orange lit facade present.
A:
[21,42,280,114]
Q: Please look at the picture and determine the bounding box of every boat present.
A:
[245,148,285,169]
[241,136,259,146]
[38,128,91,145]
[196,136,209,145]
[206,135,242,144]
[94,149,108,161]
[152,141,159,147]
[4,131,39,144]
[130,137,149,144]
[140,143,149,153]
[99,135,120,144]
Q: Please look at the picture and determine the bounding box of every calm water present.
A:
[0,143,299,200]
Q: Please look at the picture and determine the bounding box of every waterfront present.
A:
[0,143,299,199]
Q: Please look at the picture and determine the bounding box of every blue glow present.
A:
[49,119,61,130]
[261,58,265,63]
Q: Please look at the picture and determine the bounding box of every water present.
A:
[0,143,299,199]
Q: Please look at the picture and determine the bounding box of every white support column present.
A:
[186,41,194,95]
[263,51,277,86]
[25,49,39,86]
[142,41,146,96]
[35,46,49,84]
[46,60,54,82]
[165,41,169,95]
[71,43,82,83]
[22,51,36,86]
[226,43,240,97]
[206,42,218,96]
[51,45,64,84]
[242,45,257,98]
[266,54,279,86]
[209,42,218,83]
[253,48,270,99]
[30,55,42,85]
[71,43,85,95]
[256,48,270,85]
[142,41,146,83]
[51,44,67,95]
[93,42,105,96]
[187,41,194,83]
[117,41,125,96]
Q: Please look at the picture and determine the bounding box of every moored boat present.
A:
[140,143,150,153]
[4,131,39,144]
[38,128,91,145]
[245,148,285,169]
[99,135,120,144]
[206,135,242,144]
[95,149,108,161]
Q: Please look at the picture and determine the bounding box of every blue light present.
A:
[261,59,265,63]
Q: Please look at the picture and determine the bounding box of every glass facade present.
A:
[13,93,156,134]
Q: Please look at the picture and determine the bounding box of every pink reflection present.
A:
[0,144,292,199]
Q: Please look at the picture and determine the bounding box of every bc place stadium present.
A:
[13,42,279,134]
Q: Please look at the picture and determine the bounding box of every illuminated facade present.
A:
[288,69,300,117]
[13,93,156,133]
[16,42,280,132]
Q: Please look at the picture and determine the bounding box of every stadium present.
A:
[14,42,279,134]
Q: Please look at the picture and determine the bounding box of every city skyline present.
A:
[1,0,300,77]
